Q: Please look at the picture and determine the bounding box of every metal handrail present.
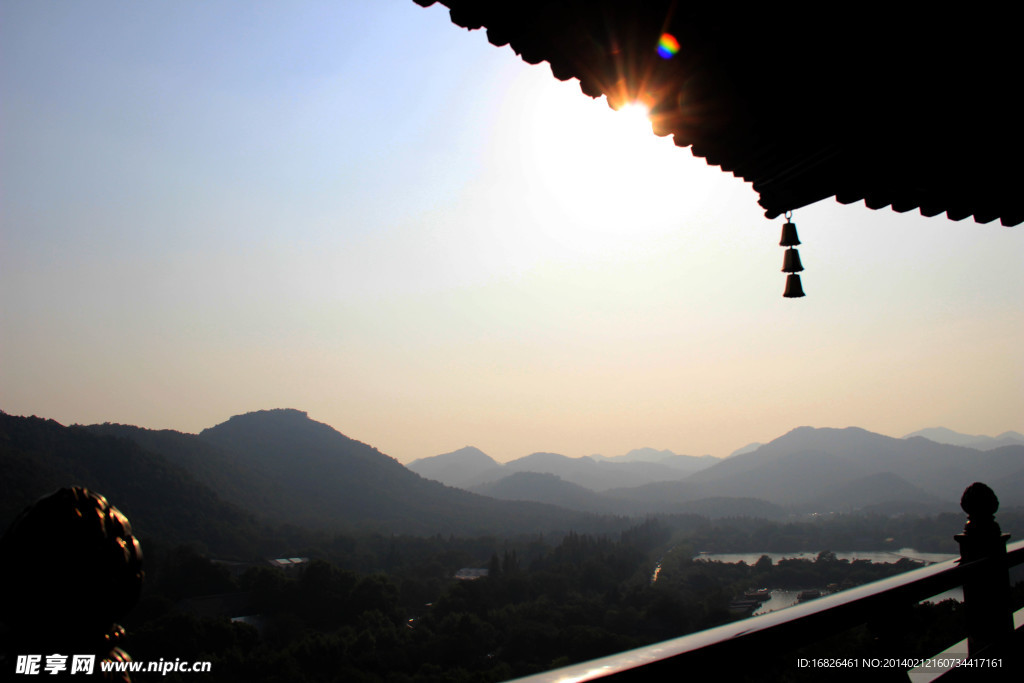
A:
[508,533,1023,682]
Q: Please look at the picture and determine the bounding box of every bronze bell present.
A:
[782,247,803,273]
[779,221,800,247]
[783,273,805,298]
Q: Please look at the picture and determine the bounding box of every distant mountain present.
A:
[727,442,763,458]
[471,472,788,519]
[669,497,789,519]
[470,472,610,513]
[503,451,709,491]
[688,426,1024,509]
[406,446,502,489]
[408,426,1024,513]
[657,454,720,474]
[800,472,947,514]
[592,448,719,475]
[902,427,1024,451]
[601,478,789,519]
[591,447,681,463]
[414,447,716,492]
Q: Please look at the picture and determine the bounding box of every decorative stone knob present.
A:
[961,482,999,518]
[959,482,1001,538]
[0,487,143,656]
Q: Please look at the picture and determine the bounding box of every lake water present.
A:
[692,549,963,613]
[747,587,964,615]
[693,548,957,565]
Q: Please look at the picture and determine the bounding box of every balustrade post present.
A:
[954,482,1013,656]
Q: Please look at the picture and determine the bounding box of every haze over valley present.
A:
[4,408,1022,542]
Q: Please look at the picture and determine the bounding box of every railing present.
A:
[509,482,1023,682]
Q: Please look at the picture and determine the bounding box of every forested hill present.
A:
[0,412,263,554]
[1,410,606,546]
[186,409,598,535]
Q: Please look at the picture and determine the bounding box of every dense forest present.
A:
[117,514,1024,682]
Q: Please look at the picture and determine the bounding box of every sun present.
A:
[490,70,727,260]
[612,102,654,138]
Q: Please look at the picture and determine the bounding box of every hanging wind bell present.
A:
[779,211,805,298]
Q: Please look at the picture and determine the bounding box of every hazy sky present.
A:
[2,1,1021,463]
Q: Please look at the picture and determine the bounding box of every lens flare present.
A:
[657,33,680,59]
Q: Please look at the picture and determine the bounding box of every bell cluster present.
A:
[779,219,805,298]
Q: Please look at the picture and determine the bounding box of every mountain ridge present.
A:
[410,424,1024,511]
[688,426,1024,507]
[409,447,718,491]
[6,410,1021,547]
[2,409,610,541]
[902,427,1024,451]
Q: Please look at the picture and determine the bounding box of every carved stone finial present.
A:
[961,482,999,518]
[0,487,143,664]
[960,482,1001,537]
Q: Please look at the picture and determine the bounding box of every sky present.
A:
[2,0,1021,463]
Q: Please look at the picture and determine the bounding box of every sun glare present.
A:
[492,72,735,262]
[615,102,653,137]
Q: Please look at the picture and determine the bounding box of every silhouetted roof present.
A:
[415,1,1022,226]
